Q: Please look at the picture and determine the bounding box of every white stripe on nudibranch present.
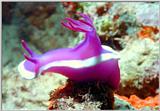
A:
[18,60,36,79]
[39,51,119,74]
[101,45,119,55]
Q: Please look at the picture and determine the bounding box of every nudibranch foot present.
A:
[18,60,36,80]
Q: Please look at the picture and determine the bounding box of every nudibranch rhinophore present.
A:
[18,13,120,89]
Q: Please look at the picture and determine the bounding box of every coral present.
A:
[2,2,16,24]
[134,2,160,26]
[48,80,140,110]
[14,2,56,29]
[51,95,102,110]
[2,2,88,58]
[140,106,160,111]
[48,80,114,110]
[78,2,141,50]
[2,66,67,110]
[117,39,159,98]
[3,2,160,110]
[78,2,159,98]
[79,2,107,17]
[62,2,83,17]
[137,26,159,41]
[2,25,25,67]
[96,2,112,16]
[114,95,136,110]
[115,94,159,109]
[12,2,77,53]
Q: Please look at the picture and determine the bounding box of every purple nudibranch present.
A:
[18,13,120,89]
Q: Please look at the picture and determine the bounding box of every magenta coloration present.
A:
[18,13,120,89]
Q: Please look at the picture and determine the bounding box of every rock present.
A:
[2,25,23,67]
[2,66,67,110]
[117,39,159,98]
[12,2,79,53]
[134,3,160,26]
[2,2,16,24]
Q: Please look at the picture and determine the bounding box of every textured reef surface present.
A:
[2,2,159,110]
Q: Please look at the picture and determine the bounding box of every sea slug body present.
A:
[18,13,120,89]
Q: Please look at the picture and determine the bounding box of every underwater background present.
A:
[2,2,160,110]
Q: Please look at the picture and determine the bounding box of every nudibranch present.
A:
[18,13,120,89]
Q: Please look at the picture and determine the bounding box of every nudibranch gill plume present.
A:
[18,13,120,89]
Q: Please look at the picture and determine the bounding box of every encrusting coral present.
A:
[115,94,159,109]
